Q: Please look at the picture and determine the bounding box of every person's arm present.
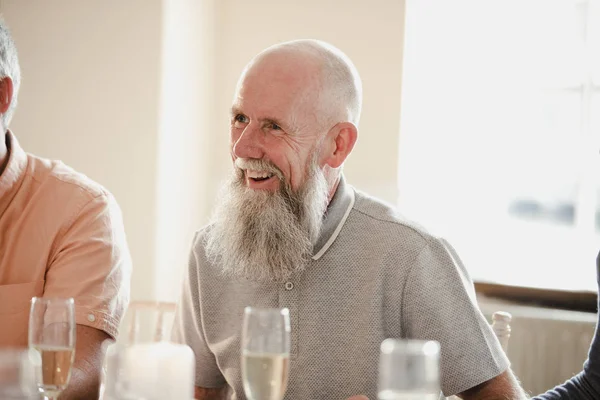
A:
[194,386,227,399]
[457,369,528,400]
[173,230,228,393]
[342,372,527,400]
[402,237,521,397]
[59,325,110,399]
[530,252,600,400]
[531,324,600,400]
[43,191,131,398]
[532,371,597,400]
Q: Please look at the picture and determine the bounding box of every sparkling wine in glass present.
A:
[241,307,290,400]
[378,339,440,400]
[28,297,76,400]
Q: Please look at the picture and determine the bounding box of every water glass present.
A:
[378,339,440,400]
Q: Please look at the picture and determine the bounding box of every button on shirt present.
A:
[172,176,508,399]
[0,131,131,347]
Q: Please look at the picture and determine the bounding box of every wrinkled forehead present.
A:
[233,54,322,124]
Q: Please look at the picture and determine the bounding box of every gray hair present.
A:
[0,19,20,129]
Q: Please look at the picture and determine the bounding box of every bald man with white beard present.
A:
[172,40,527,400]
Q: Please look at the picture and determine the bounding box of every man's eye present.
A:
[234,114,248,124]
[269,123,282,131]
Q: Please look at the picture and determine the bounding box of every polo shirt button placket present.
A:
[280,279,298,356]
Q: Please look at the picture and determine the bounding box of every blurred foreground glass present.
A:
[101,341,194,400]
[378,339,440,400]
[241,307,291,400]
[28,297,76,400]
[0,349,37,399]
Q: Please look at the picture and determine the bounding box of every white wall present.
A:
[1,0,407,303]
[1,0,214,303]
[2,0,163,301]
[209,0,407,205]
[155,0,215,301]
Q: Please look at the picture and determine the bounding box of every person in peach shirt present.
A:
[0,19,131,398]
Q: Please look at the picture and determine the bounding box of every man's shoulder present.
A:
[193,223,213,241]
[190,224,216,256]
[349,188,437,245]
[26,152,112,203]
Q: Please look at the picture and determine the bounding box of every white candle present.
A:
[103,342,195,400]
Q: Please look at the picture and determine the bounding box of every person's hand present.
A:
[345,396,369,400]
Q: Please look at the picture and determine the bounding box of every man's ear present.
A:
[0,76,13,115]
[321,122,358,169]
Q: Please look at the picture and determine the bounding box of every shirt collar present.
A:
[312,174,355,260]
[0,131,28,217]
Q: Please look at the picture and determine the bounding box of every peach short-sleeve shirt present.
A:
[0,131,131,347]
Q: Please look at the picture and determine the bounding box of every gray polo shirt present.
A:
[172,176,509,399]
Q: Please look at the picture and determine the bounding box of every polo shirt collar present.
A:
[312,174,355,260]
[0,131,28,217]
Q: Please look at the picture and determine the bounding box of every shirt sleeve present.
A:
[532,252,600,400]
[401,236,509,397]
[172,232,226,389]
[44,192,131,339]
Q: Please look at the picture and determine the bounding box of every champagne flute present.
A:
[241,307,290,400]
[28,297,76,400]
[378,339,440,400]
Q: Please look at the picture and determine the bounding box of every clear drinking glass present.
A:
[241,307,291,400]
[378,339,440,400]
[0,349,37,399]
[28,297,76,400]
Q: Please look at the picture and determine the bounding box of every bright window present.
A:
[398,0,600,292]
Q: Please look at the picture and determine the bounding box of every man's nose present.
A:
[232,124,264,160]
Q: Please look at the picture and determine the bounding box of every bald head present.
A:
[230,39,361,198]
[237,39,363,130]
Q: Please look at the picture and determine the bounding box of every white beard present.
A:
[204,158,330,283]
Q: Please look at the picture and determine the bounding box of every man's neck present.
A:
[0,130,9,176]
[325,168,342,204]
